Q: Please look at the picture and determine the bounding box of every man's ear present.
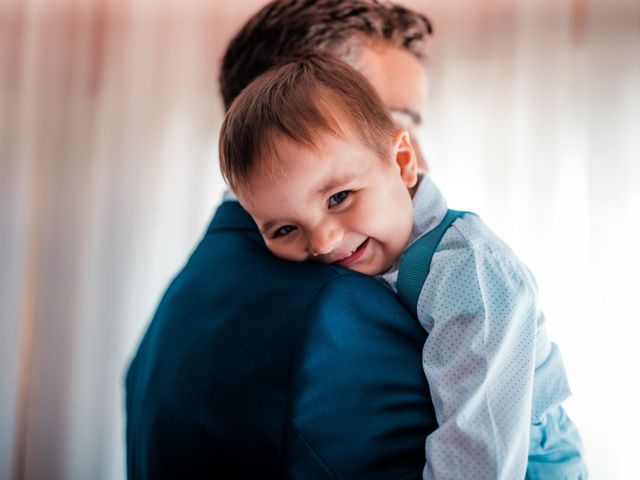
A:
[391,129,418,188]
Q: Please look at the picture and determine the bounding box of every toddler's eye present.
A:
[273,225,296,238]
[328,190,350,208]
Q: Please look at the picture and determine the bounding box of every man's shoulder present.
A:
[139,205,402,356]
[125,207,432,478]
[171,204,389,308]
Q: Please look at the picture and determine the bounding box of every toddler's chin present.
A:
[375,262,394,277]
[357,259,389,277]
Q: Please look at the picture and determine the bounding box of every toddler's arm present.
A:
[419,235,539,480]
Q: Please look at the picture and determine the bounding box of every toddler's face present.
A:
[236,129,417,276]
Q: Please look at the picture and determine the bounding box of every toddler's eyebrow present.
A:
[317,175,352,197]
[261,220,278,233]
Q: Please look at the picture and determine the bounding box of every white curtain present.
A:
[1,0,638,478]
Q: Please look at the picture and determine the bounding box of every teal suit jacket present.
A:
[125,201,437,478]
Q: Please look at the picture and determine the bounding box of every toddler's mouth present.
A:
[332,238,370,268]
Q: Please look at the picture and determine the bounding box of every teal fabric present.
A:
[386,176,586,478]
[395,208,586,478]
[527,406,587,480]
[125,201,438,479]
[397,209,467,316]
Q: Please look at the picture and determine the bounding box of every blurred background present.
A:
[1,0,638,478]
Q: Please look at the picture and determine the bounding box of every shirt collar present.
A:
[407,175,448,248]
[222,189,238,202]
[378,175,447,284]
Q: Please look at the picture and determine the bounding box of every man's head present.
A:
[220,53,418,276]
[220,0,433,169]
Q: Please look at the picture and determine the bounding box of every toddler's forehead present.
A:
[248,88,390,182]
[251,128,374,174]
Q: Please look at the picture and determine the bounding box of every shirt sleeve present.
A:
[418,225,539,480]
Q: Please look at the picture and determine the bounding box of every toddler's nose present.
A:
[309,226,343,257]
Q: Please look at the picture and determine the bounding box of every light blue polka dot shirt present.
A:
[380,176,574,479]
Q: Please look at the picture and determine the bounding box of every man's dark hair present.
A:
[220,0,433,110]
[219,51,396,193]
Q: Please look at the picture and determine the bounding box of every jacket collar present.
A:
[206,200,258,233]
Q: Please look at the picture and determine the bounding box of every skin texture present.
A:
[235,40,429,276]
[237,128,418,276]
[353,40,429,172]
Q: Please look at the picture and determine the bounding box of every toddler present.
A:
[219,52,586,480]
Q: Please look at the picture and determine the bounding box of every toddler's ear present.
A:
[392,129,418,188]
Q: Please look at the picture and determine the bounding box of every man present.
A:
[220,0,431,172]
[126,1,436,478]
